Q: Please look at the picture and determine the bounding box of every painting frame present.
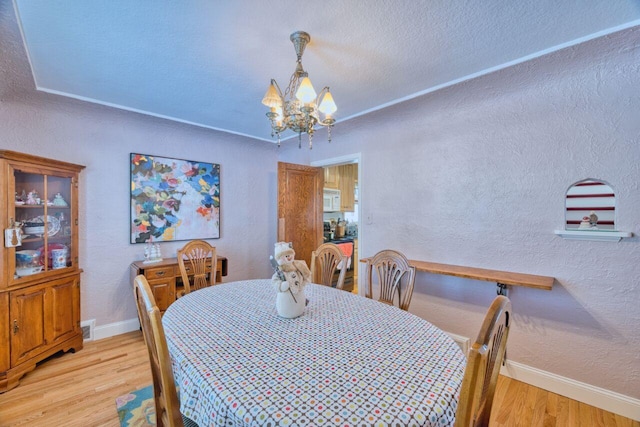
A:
[130,153,220,243]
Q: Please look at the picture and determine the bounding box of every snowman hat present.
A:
[274,242,294,260]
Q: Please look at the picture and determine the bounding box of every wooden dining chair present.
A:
[133,275,184,427]
[310,243,348,290]
[454,295,512,427]
[364,249,416,310]
[177,239,217,295]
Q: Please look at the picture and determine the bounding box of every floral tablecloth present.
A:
[162,279,466,426]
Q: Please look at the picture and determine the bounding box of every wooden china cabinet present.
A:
[0,151,85,392]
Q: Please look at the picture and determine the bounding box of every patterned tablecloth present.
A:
[162,279,466,426]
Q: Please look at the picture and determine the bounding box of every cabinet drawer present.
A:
[180,263,213,275]
[145,266,174,279]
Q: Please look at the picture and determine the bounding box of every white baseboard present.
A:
[502,360,640,421]
[97,322,639,421]
[93,317,140,341]
[443,330,639,421]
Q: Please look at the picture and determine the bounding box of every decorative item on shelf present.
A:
[26,189,40,205]
[15,249,43,277]
[51,248,68,269]
[22,215,60,237]
[589,211,598,228]
[262,31,337,149]
[37,243,69,268]
[55,211,71,236]
[52,193,68,207]
[270,242,310,318]
[143,241,163,264]
[4,219,23,248]
[15,191,25,205]
[578,216,592,229]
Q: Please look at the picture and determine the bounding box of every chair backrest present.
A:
[133,275,184,427]
[455,295,512,427]
[364,249,416,310]
[310,243,348,290]
[177,240,217,294]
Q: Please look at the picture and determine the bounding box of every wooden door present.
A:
[277,162,323,265]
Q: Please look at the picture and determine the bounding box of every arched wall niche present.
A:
[555,178,632,242]
[565,178,615,230]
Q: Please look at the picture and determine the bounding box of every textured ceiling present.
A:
[11,1,640,142]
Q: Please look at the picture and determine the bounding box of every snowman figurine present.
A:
[271,242,311,318]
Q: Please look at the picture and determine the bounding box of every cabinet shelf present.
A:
[15,205,69,210]
[554,229,632,242]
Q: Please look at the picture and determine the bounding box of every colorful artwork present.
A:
[130,153,220,243]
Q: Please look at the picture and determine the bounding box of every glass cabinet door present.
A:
[11,167,75,280]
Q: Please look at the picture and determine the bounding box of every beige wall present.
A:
[3,0,639,405]
[0,4,278,331]
[280,27,640,399]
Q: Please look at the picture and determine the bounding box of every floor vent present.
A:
[81,319,95,342]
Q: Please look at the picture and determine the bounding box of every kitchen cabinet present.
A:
[0,150,84,392]
[324,166,339,189]
[324,164,357,212]
[338,164,356,212]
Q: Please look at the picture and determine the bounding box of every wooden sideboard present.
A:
[130,256,227,313]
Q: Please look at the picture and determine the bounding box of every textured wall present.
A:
[280,28,640,398]
[1,3,277,328]
[3,0,639,399]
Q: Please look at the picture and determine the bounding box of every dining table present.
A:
[162,279,466,426]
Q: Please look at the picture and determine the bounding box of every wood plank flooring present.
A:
[0,331,637,426]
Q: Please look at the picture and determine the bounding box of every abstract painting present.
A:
[130,153,220,243]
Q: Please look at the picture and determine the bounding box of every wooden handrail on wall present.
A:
[360,258,554,295]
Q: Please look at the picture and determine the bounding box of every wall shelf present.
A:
[360,257,554,295]
[554,229,632,242]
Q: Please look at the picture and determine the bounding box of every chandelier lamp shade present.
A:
[262,31,337,149]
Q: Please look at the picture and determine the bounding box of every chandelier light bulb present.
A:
[318,90,337,116]
[295,77,317,104]
[261,82,282,108]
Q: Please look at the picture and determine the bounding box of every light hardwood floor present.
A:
[0,331,637,427]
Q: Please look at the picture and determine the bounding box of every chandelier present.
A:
[262,31,337,149]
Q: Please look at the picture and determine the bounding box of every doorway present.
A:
[311,154,362,294]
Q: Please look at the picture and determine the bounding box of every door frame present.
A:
[311,153,363,295]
